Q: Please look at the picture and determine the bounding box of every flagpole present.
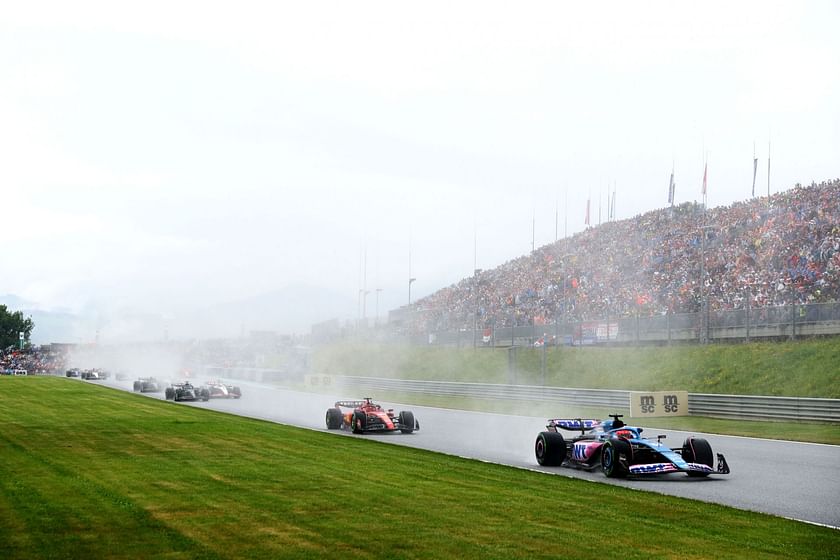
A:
[700,151,709,344]
[668,152,677,208]
[585,189,590,228]
[531,206,535,253]
[669,161,675,207]
[606,181,611,222]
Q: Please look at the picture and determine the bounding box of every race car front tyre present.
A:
[535,431,566,466]
[682,437,714,477]
[351,411,366,434]
[325,407,343,429]
[601,439,629,478]
[398,411,415,434]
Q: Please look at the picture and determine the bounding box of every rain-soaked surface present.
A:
[88,376,840,528]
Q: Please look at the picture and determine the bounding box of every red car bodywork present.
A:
[325,398,418,434]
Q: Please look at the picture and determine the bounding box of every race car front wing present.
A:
[628,453,730,475]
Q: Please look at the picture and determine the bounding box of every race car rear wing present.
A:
[334,400,368,409]
[546,418,601,434]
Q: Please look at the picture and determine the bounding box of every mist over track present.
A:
[96,377,839,528]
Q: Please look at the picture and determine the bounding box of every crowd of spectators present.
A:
[0,338,292,376]
[408,180,840,333]
[1,346,67,374]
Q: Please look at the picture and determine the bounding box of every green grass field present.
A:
[311,338,840,398]
[1,377,838,559]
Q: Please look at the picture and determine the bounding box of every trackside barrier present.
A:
[332,376,629,409]
[331,376,840,423]
[687,393,840,422]
[203,366,303,384]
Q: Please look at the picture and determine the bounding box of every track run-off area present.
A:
[95,377,840,529]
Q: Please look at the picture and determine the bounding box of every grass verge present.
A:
[311,338,840,398]
[1,377,837,559]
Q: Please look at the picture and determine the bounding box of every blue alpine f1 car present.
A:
[535,414,730,478]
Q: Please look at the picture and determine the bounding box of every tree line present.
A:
[0,305,34,349]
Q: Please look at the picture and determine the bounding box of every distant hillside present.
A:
[314,337,840,399]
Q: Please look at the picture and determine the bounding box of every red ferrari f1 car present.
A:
[325,398,419,434]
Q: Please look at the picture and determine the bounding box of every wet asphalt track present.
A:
[95,377,839,528]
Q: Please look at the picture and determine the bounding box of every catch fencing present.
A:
[330,376,840,423]
[405,301,840,347]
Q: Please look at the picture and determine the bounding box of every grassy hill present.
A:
[1,377,838,559]
[313,337,840,398]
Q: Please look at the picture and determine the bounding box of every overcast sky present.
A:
[2,1,838,336]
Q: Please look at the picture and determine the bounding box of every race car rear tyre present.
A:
[601,439,629,478]
[398,411,415,434]
[232,387,241,399]
[682,437,714,477]
[352,411,367,434]
[535,431,566,466]
[325,407,343,429]
[133,381,141,392]
[165,387,175,400]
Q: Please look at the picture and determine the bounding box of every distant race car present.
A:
[205,380,242,399]
[133,377,164,393]
[534,414,730,478]
[165,382,210,402]
[65,368,81,377]
[325,398,419,434]
[81,369,108,380]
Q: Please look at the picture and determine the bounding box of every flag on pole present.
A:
[752,157,758,197]
[702,163,708,196]
[585,198,590,226]
[668,171,675,204]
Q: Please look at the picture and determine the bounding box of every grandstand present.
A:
[402,179,840,345]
